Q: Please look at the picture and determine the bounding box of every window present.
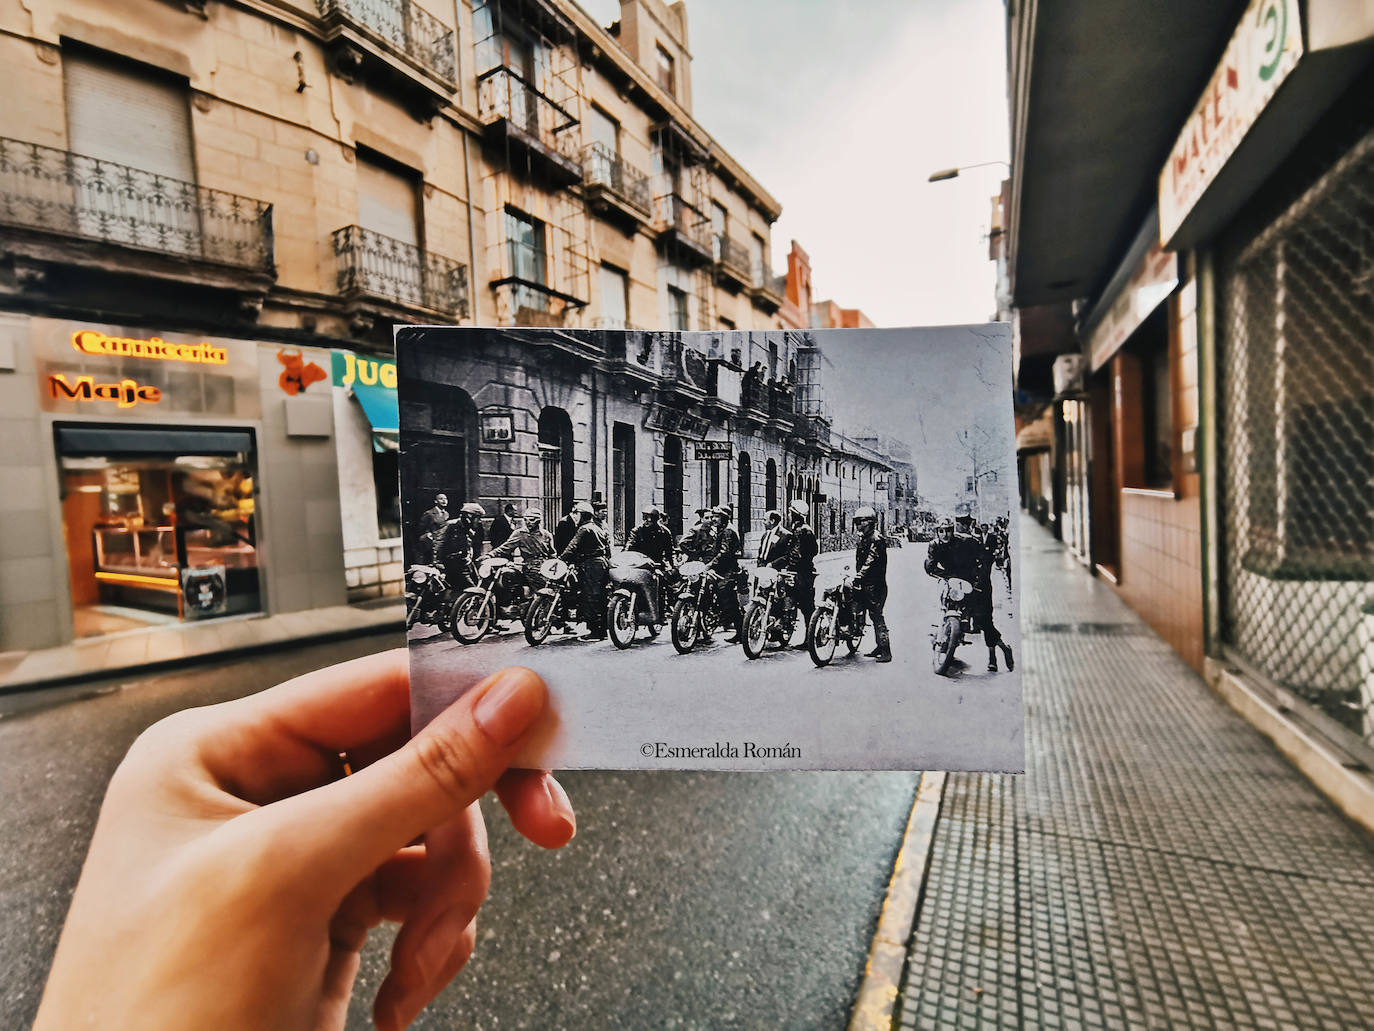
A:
[668,285,690,331]
[358,152,421,247]
[588,105,619,155]
[599,264,629,328]
[711,201,728,260]
[1119,310,1174,490]
[373,449,401,538]
[655,45,675,95]
[750,233,767,285]
[505,209,547,315]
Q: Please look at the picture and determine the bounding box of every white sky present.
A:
[578,0,1010,327]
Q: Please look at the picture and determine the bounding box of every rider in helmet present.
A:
[705,506,744,642]
[489,507,555,565]
[626,505,675,566]
[853,506,892,662]
[777,499,819,642]
[559,501,610,641]
[926,511,1013,672]
[460,502,487,556]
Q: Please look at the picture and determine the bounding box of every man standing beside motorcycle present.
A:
[778,500,817,647]
[435,509,477,592]
[757,509,791,567]
[559,501,611,641]
[924,512,1014,672]
[853,507,892,663]
[705,506,744,643]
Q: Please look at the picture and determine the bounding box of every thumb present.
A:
[266,666,548,890]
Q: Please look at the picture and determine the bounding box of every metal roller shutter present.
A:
[357,157,419,247]
[63,51,194,181]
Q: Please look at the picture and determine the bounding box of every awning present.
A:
[351,381,397,434]
[1016,413,1054,454]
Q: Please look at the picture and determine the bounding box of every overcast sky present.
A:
[579,0,1010,327]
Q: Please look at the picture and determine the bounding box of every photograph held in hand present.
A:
[397,325,1023,771]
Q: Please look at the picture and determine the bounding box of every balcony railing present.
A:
[318,0,456,81]
[0,137,274,271]
[583,142,651,216]
[333,224,469,316]
[478,67,582,167]
[715,234,751,277]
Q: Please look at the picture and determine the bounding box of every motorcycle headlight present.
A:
[410,569,428,585]
[946,581,967,602]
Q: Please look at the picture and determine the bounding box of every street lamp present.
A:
[927,160,1011,182]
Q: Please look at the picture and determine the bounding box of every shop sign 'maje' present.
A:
[48,373,163,409]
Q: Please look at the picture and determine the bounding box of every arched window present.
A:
[663,434,684,536]
[737,451,752,536]
[765,457,778,511]
[538,407,575,526]
[403,381,478,549]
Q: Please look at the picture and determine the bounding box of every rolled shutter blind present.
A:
[358,158,419,246]
[64,51,194,181]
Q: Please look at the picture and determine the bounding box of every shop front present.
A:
[0,316,348,651]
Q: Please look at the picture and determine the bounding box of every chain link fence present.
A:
[1216,99,1373,745]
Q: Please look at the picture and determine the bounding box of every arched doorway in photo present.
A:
[537,406,575,526]
[400,380,478,553]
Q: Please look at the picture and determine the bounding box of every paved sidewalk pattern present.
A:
[896,519,1374,1030]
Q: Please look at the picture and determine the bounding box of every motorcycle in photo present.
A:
[523,557,582,646]
[450,556,529,644]
[740,565,798,659]
[931,576,977,675]
[669,560,728,654]
[806,568,867,667]
[606,552,674,649]
[404,563,452,633]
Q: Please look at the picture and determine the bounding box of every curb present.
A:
[848,770,947,1031]
[0,617,405,698]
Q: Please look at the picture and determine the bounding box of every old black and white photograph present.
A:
[398,325,1022,771]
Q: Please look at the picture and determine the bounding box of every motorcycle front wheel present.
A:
[524,594,557,646]
[807,606,840,667]
[932,613,961,675]
[670,597,700,654]
[741,600,769,660]
[451,593,492,644]
[607,593,636,650]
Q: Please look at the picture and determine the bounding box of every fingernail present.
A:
[544,775,577,836]
[472,667,546,746]
[414,907,468,985]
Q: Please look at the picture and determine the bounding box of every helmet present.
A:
[788,500,808,519]
[460,503,485,517]
[936,519,954,542]
[524,508,542,521]
[644,505,663,519]
[711,506,730,519]
[572,501,594,516]
[854,506,876,522]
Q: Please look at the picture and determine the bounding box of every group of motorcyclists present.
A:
[408,491,1014,673]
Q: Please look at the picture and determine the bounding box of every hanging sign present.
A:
[1158,0,1303,243]
[694,441,732,461]
[481,412,515,443]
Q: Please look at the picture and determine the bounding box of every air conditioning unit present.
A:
[1052,353,1086,396]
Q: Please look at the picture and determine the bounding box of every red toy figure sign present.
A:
[277,349,327,395]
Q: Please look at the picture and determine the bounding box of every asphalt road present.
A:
[0,629,920,1029]
[410,543,1023,772]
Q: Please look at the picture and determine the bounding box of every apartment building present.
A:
[0,0,793,647]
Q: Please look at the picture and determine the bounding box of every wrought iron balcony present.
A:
[654,193,713,267]
[0,137,274,271]
[477,67,582,186]
[582,143,652,225]
[317,0,456,81]
[713,234,751,289]
[333,224,469,317]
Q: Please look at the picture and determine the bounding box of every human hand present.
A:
[34,651,574,1031]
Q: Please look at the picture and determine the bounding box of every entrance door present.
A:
[663,434,684,536]
[612,422,635,543]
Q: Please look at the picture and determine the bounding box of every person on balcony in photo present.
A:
[488,502,518,552]
[559,501,611,642]
[706,506,744,643]
[853,507,892,663]
[924,512,1014,673]
[779,500,818,645]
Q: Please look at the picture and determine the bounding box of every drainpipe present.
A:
[461,130,480,324]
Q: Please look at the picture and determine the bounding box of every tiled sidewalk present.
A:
[0,600,404,693]
[895,518,1374,1030]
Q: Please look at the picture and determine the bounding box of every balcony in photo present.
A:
[582,143,652,229]
[332,224,469,319]
[317,0,457,118]
[0,136,275,291]
[477,66,584,187]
